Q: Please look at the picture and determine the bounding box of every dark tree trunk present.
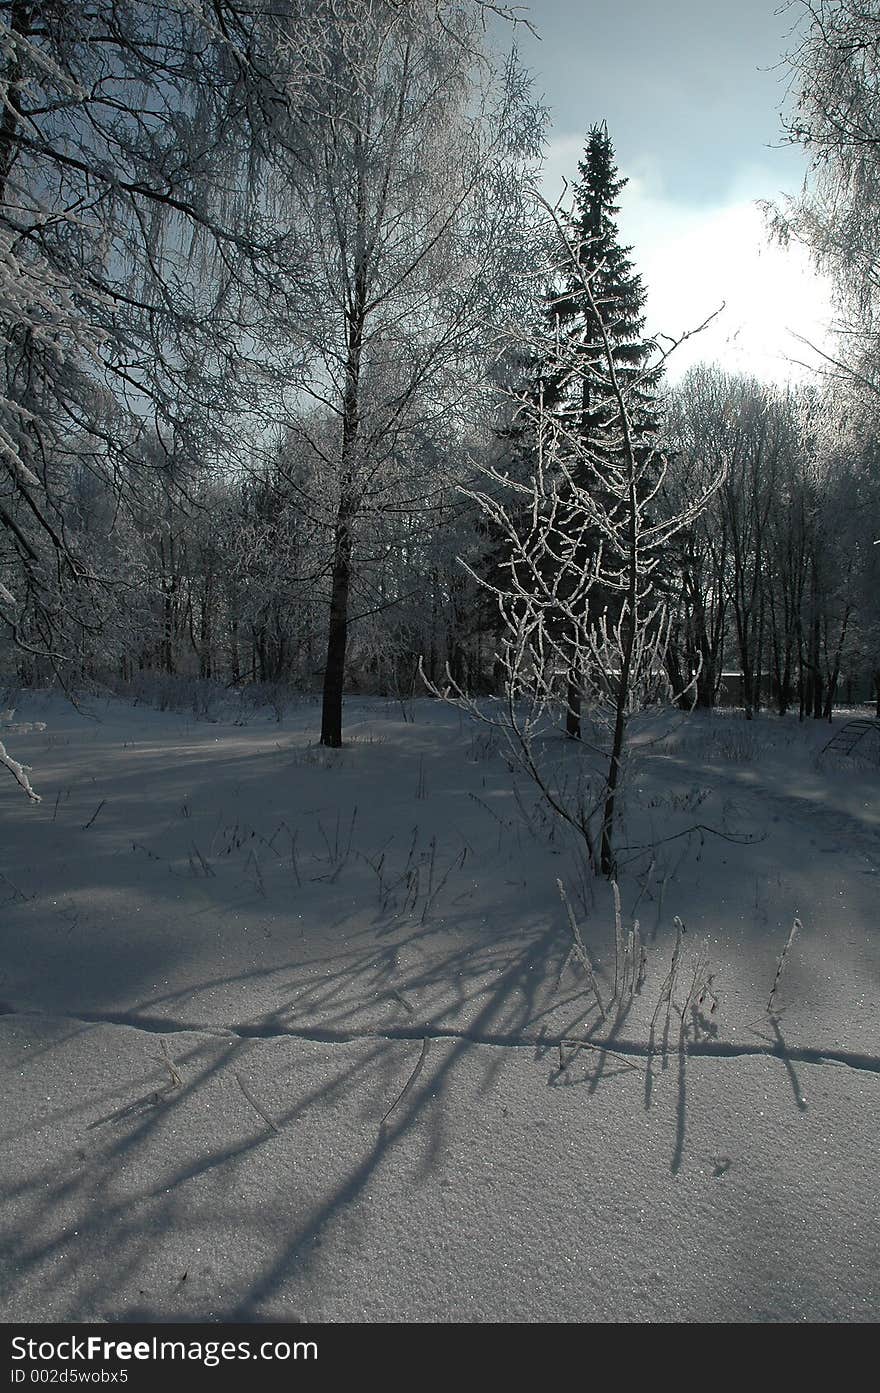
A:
[822,605,851,721]
[229,616,240,685]
[600,473,638,878]
[0,4,27,202]
[320,512,353,747]
[565,668,581,740]
[810,611,823,718]
[754,589,766,712]
[319,140,368,747]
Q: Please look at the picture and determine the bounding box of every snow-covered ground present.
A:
[1,692,877,1322]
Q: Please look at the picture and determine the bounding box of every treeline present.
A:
[17,431,489,706]
[10,361,877,721]
[664,368,880,717]
[2,1,879,734]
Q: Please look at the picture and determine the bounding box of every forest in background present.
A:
[1,0,879,753]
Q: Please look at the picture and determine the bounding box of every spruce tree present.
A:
[448,126,720,876]
[550,123,660,458]
[479,126,663,737]
[544,124,662,737]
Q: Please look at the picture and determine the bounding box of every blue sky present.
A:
[502,0,833,381]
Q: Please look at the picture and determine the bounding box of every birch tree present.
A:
[775,0,880,392]
[773,2,880,701]
[267,0,542,748]
[0,1,311,683]
[0,0,324,796]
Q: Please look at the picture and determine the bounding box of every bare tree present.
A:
[664,370,873,720]
[261,0,542,747]
[663,368,733,709]
[0,1,309,678]
[773,0,880,392]
[762,2,880,710]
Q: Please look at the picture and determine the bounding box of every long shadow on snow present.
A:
[224,919,564,1320]
[0,921,568,1321]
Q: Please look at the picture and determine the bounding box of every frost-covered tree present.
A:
[663,370,874,719]
[775,0,880,392]
[0,0,315,686]
[661,369,732,709]
[547,125,661,457]
[0,0,322,796]
[507,126,663,741]
[431,196,720,877]
[263,0,543,747]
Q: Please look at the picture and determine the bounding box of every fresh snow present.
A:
[0,693,877,1322]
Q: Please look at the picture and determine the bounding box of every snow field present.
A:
[0,693,877,1321]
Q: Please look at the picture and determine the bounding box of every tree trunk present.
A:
[320,511,353,747]
[565,667,581,740]
[229,615,240,685]
[822,605,851,721]
[0,4,27,203]
[318,133,368,746]
[600,481,638,877]
[600,680,627,878]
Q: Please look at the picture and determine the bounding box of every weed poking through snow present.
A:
[556,878,606,1020]
[767,917,802,1014]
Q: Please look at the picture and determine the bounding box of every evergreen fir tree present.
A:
[544,125,662,736]
[450,126,717,874]
[477,126,664,737]
[549,122,660,468]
